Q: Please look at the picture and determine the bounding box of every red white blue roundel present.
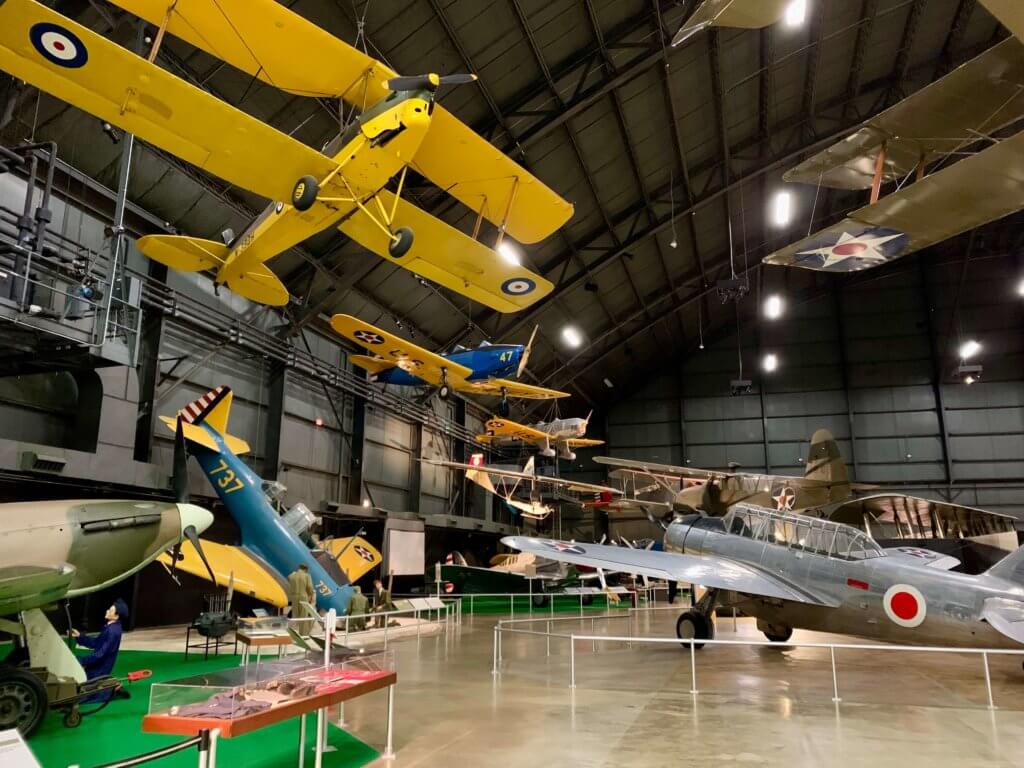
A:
[354,329,384,345]
[501,277,536,296]
[30,23,89,69]
[883,584,926,628]
[543,540,585,555]
[794,226,908,272]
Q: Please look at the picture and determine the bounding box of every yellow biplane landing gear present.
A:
[497,387,510,418]
[438,368,451,400]
[292,175,319,211]
[389,227,414,258]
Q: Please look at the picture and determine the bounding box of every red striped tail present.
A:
[181,386,228,426]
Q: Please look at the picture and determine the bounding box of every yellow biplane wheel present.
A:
[388,227,414,258]
[438,383,451,399]
[292,175,319,211]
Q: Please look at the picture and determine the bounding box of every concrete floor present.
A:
[124,609,1024,768]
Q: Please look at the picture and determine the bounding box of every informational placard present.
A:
[0,730,42,768]
[382,518,425,576]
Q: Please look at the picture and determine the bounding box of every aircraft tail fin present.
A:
[138,235,229,273]
[803,429,850,497]
[984,545,1024,586]
[160,386,251,455]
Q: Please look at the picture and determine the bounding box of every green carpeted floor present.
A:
[457,593,633,614]
[30,649,379,768]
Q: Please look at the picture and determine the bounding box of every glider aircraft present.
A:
[476,413,604,460]
[159,386,381,614]
[764,32,1024,273]
[672,0,792,47]
[0,0,572,309]
[506,502,1024,652]
[426,453,621,521]
[331,316,567,414]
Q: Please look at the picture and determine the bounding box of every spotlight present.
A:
[603,378,614,388]
[1017,277,1024,297]
[362,498,371,508]
[730,378,752,396]
[785,0,807,27]
[762,353,779,373]
[958,339,981,360]
[957,364,982,385]
[764,294,785,319]
[315,417,323,427]
[771,191,792,227]
[497,241,520,266]
[100,121,122,144]
[561,325,583,348]
[669,238,678,249]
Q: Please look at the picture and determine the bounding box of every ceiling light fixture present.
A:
[562,325,583,348]
[497,241,520,266]
[762,353,779,373]
[603,378,614,388]
[785,0,807,27]
[959,339,981,360]
[764,294,785,319]
[771,191,792,228]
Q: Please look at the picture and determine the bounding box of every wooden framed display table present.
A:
[236,628,295,666]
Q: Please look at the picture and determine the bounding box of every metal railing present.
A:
[490,610,1024,710]
[68,728,219,768]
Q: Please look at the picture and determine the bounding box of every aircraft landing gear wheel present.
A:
[763,626,793,643]
[439,384,451,400]
[292,175,319,211]
[388,227,414,258]
[532,594,549,608]
[0,666,48,737]
[581,594,594,607]
[63,707,82,729]
[676,611,714,650]
[497,391,510,418]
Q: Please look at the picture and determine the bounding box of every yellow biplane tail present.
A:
[159,386,251,456]
[349,355,396,375]
[138,235,230,273]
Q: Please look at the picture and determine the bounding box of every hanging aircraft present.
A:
[505,502,1024,653]
[0,0,572,309]
[594,429,1018,555]
[672,0,792,47]
[331,316,567,415]
[425,453,621,521]
[763,35,1024,273]
[158,386,381,615]
[0,419,215,736]
[476,412,603,460]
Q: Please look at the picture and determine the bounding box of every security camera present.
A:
[729,378,752,396]
[716,278,749,303]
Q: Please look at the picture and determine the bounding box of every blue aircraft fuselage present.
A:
[372,344,524,386]
[193,424,352,615]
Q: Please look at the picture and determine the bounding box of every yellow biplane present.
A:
[477,414,603,460]
[330,315,567,414]
[0,0,572,309]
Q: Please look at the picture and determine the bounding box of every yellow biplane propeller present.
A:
[385,73,478,92]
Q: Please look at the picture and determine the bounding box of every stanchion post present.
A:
[983,652,996,710]
[510,593,514,617]
[546,620,551,657]
[197,729,210,768]
[384,683,396,758]
[570,634,576,689]
[209,729,220,768]
[298,713,307,768]
[830,646,841,703]
[689,639,698,695]
[492,625,499,675]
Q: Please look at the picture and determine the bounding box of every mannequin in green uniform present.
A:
[287,563,316,633]
[347,586,369,631]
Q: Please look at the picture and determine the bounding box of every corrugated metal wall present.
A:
[607,255,1024,517]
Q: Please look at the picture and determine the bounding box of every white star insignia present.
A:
[797,231,903,268]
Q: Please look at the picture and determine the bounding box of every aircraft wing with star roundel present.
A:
[0,0,337,203]
[460,378,569,400]
[503,537,839,606]
[477,418,549,443]
[330,315,471,387]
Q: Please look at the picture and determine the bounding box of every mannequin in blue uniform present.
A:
[72,598,128,681]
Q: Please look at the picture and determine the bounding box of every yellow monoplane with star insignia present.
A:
[331,316,567,414]
[477,413,603,460]
[0,0,572,309]
[764,33,1024,273]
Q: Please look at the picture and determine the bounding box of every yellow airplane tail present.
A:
[223,262,289,306]
[138,235,230,272]
[349,355,396,375]
[159,386,251,455]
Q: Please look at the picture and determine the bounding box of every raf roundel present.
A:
[30,23,89,69]
[883,584,927,628]
[501,278,536,296]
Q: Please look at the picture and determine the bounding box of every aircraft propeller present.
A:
[517,325,539,378]
[385,73,478,92]
[170,416,217,585]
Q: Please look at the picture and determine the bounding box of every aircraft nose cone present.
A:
[177,503,214,536]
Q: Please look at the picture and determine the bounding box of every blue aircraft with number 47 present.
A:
[331,316,568,416]
[157,386,382,615]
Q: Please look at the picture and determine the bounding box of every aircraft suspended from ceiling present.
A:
[476,413,604,460]
[331,315,567,415]
[764,0,1024,273]
[0,0,573,310]
[671,0,793,46]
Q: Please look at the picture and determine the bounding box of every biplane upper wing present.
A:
[460,378,569,400]
[424,458,620,495]
[477,418,549,443]
[784,39,1024,189]
[108,0,573,244]
[158,539,289,607]
[980,0,1024,43]
[0,0,337,203]
[330,314,472,386]
[673,0,790,46]
[567,438,605,448]
[338,190,554,313]
[826,494,1017,538]
[764,130,1024,272]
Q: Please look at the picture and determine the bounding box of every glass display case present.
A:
[147,648,395,722]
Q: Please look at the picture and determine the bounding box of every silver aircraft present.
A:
[504,503,1024,650]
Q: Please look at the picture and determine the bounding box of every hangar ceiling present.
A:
[0,0,1014,411]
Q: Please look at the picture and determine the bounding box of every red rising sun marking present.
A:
[832,242,867,256]
[890,591,918,621]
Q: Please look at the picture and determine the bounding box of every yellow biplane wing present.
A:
[338,190,553,312]
[0,0,336,203]
[330,314,471,387]
[784,39,1024,190]
[159,540,288,607]
[322,537,382,583]
[108,0,573,244]
[567,438,605,448]
[461,378,569,400]
[477,418,549,443]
